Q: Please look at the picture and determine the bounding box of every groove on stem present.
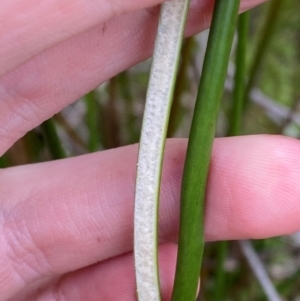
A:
[134,1,190,300]
[171,1,240,300]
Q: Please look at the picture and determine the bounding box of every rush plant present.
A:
[134,1,190,300]
[134,0,241,300]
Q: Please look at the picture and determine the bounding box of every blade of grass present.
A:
[171,1,240,300]
[225,76,300,127]
[213,241,229,300]
[217,14,250,297]
[40,118,67,159]
[228,12,250,136]
[134,1,190,300]
[244,0,283,109]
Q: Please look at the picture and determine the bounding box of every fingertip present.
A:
[205,135,300,240]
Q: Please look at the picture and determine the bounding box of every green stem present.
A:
[167,37,194,137]
[244,0,283,108]
[228,12,250,136]
[213,241,229,301]
[219,12,250,299]
[171,1,240,301]
[40,118,67,160]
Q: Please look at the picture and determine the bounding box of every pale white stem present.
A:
[134,1,190,300]
[239,240,282,301]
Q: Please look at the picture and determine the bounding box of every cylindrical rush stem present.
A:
[134,1,190,300]
[172,1,240,300]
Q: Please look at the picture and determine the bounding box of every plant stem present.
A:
[218,12,250,299]
[228,12,250,136]
[134,1,190,300]
[40,118,67,159]
[213,241,229,301]
[244,0,283,108]
[171,1,240,300]
[167,37,194,137]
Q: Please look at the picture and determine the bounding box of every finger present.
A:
[0,0,164,77]
[2,135,300,298]
[0,0,265,77]
[14,244,177,301]
[0,0,267,155]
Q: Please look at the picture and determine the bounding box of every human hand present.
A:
[3,1,299,300]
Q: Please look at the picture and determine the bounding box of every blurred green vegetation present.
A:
[1,0,300,300]
[257,0,300,106]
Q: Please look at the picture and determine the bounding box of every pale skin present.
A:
[1,0,299,300]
